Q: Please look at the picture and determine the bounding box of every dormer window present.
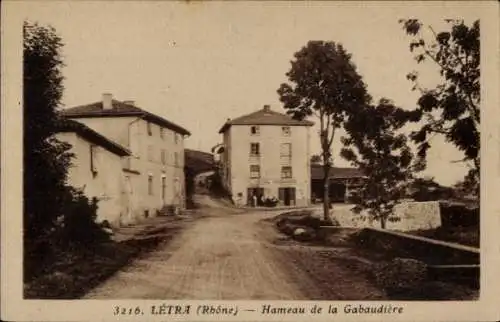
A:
[250,126,260,135]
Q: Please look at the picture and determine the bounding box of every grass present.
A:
[265,212,479,301]
[24,217,186,299]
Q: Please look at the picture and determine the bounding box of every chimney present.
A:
[263,104,271,112]
[124,100,135,106]
[102,93,113,110]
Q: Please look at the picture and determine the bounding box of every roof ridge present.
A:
[219,107,314,133]
[60,98,191,136]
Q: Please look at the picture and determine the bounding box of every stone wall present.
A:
[322,201,442,231]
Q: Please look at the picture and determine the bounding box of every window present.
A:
[148,175,154,195]
[250,126,260,135]
[90,144,98,176]
[147,122,152,136]
[160,127,164,139]
[281,166,292,178]
[174,152,179,167]
[174,133,179,144]
[280,143,292,158]
[147,145,153,162]
[250,165,260,178]
[250,143,260,156]
[161,149,166,165]
[282,126,291,136]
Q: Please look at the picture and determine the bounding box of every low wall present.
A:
[353,227,480,265]
[320,201,442,231]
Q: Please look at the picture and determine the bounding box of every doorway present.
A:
[161,175,167,205]
[247,187,264,206]
[279,187,296,206]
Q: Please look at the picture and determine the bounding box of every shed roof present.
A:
[311,164,365,180]
[55,118,131,157]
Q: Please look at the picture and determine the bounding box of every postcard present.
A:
[2,1,499,321]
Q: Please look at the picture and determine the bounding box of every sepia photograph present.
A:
[1,1,499,321]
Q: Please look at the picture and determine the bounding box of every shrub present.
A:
[440,202,479,228]
[373,257,428,296]
[57,188,111,247]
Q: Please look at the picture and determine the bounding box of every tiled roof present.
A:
[218,106,314,133]
[61,100,191,136]
[311,164,365,180]
[55,118,131,157]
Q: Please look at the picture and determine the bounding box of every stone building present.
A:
[60,93,190,224]
[216,105,314,207]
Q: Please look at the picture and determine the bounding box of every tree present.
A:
[278,41,371,223]
[23,22,109,279]
[399,19,480,196]
[341,99,415,229]
[24,21,72,248]
[310,154,322,165]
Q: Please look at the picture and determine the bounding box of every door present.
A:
[247,187,264,206]
[161,175,167,205]
[279,187,296,206]
[124,175,134,223]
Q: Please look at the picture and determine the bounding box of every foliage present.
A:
[184,165,196,207]
[24,21,71,248]
[399,19,480,195]
[310,154,322,164]
[23,21,108,279]
[278,40,371,222]
[341,99,415,228]
[373,258,428,296]
[208,171,232,200]
[408,177,455,201]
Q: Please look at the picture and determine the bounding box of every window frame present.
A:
[250,126,260,135]
[147,145,154,162]
[280,142,292,158]
[148,174,154,195]
[281,166,293,179]
[250,143,260,156]
[161,149,166,165]
[90,144,98,176]
[250,165,261,178]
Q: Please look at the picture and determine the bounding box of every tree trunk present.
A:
[322,163,331,224]
[380,216,386,229]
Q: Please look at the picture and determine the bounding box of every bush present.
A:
[57,189,111,247]
[373,257,428,296]
[440,202,479,228]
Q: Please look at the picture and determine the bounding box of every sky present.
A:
[15,1,485,186]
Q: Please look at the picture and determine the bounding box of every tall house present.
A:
[218,105,314,207]
[61,93,191,221]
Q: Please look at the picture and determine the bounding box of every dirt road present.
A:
[84,195,385,300]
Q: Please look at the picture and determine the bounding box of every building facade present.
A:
[61,93,190,224]
[55,119,131,226]
[217,105,314,207]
